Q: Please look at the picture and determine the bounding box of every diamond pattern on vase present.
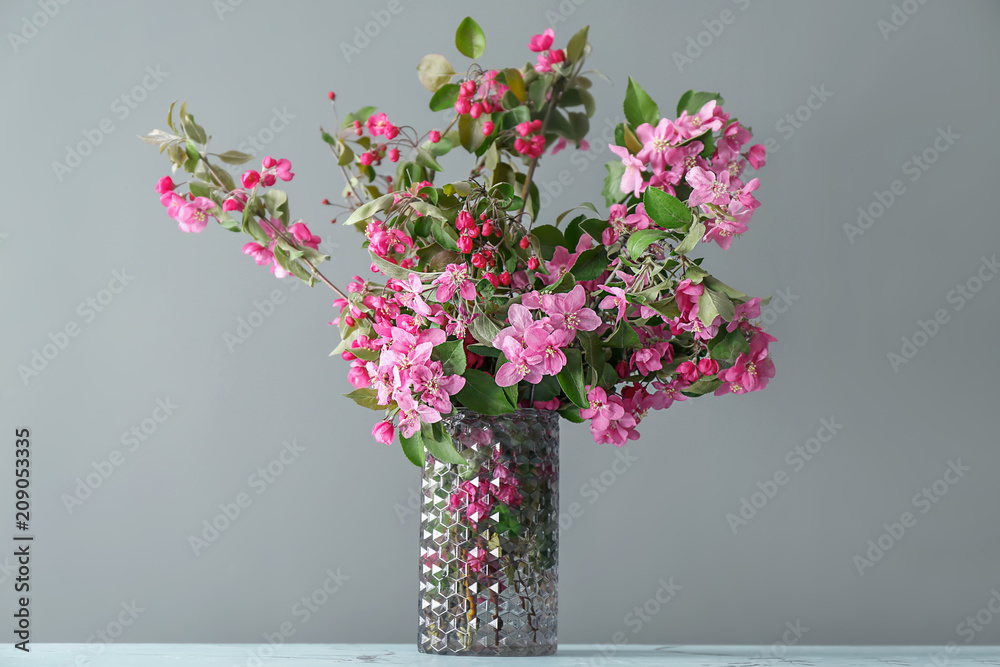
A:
[417,409,559,656]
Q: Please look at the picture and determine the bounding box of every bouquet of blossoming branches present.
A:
[141,17,776,466]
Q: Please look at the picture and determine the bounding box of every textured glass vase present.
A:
[417,409,559,656]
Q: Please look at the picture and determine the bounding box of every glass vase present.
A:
[417,408,559,656]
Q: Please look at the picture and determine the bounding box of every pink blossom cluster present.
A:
[156,176,218,234]
[453,70,508,119]
[528,28,566,73]
[332,275,466,444]
[242,218,321,279]
[491,285,601,386]
[154,156,316,282]
[610,100,766,250]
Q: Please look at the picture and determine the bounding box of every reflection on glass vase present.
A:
[417,408,559,656]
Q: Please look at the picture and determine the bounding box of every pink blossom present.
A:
[411,361,465,413]
[432,263,476,302]
[698,358,720,376]
[528,28,555,52]
[636,118,678,173]
[747,144,767,169]
[176,197,215,233]
[579,386,625,431]
[652,378,689,409]
[372,420,395,445]
[609,145,645,197]
[160,192,185,219]
[241,170,260,188]
[538,245,578,286]
[598,284,628,323]
[676,360,700,384]
[396,273,433,316]
[675,100,725,140]
[540,285,601,333]
[366,113,392,136]
[716,121,752,163]
[727,297,761,332]
[396,393,441,439]
[674,279,703,320]
[495,336,543,386]
[154,176,175,194]
[242,242,274,266]
[289,222,320,249]
[703,215,748,250]
[271,158,294,182]
[524,327,570,375]
[686,166,732,206]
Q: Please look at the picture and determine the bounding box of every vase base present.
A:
[417,643,557,657]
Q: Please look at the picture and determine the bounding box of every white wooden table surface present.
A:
[0,645,998,666]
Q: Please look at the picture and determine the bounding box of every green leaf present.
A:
[369,252,441,281]
[703,275,749,301]
[342,106,377,128]
[467,344,500,358]
[504,68,526,102]
[697,288,735,327]
[560,88,596,117]
[557,349,588,409]
[572,246,608,281]
[681,377,722,398]
[415,147,444,172]
[577,330,605,379]
[188,180,213,199]
[400,430,426,467]
[342,193,395,227]
[643,187,691,229]
[567,25,589,63]
[417,54,455,92]
[609,321,641,348]
[532,224,565,259]
[558,404,586,423]
[343,388,389,411]
[676,90,724,117]
[458,112,486,152]
[455,17,486,59]
[709,329,750,362]
[429,83,460,111]
[602,162,627,207]
[431,222,460,252]
[262,189,290,226]
[624,77,660,128]
[422,422,466,465]
[454,369,516,415]
[648,299,680,320]
[216,150,253,165]
[182,114,207,144]
[431,340,467,376]
[627,229,672,259]
[674,220,706,255]
[469,313,502,346]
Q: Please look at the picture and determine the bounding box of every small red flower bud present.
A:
[429,130,441,143]
[527,257,540,270]
[327,91,336,101]
[519,237,531,249]
[482,121,495,135]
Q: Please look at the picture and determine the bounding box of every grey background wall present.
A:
[2,0,999,652]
